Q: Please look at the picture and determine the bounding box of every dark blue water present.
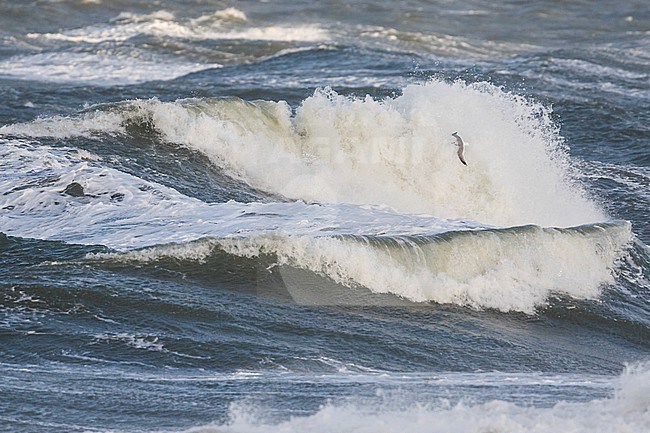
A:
[1,1,649,432]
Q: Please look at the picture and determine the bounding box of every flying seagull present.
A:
[452,132,467,166]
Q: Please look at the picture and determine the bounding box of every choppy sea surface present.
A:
[1,1,649,432]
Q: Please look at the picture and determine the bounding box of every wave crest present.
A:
[1,81,607,227]
[91,221,632,313]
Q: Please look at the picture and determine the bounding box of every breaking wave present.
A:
[90,220,632,313]
[1,80,606,227]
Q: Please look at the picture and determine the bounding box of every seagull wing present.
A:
[457,149,467,165]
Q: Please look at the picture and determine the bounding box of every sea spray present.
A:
[1,80,606,226]
[154,81,607,226]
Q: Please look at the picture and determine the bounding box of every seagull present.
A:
[452,132,467,166]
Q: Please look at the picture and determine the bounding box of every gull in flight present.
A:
[452,132,467,166]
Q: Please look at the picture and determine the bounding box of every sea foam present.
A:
[0,51,217,86]
[1,81,607,227]
[171,363,650,433]
[0,7,327,85]
[159,81,605,227]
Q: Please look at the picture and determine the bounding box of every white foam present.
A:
[357,25,536,58]
[199,25,328,42]
[27,13,188,44]
[111,10,178,24]
[1,7,327,85]
[196,8,248,23]
[553,58,649,81]
[0,51,218,85]
[616,361,650,413]
[116,221,629,313]
[0,109,126,138]
[24,8,327,45]
[0,82,612,227]
[0,139,477,248]
[60,81,606,227]
[92,333,165,352]
[165,363,650,433]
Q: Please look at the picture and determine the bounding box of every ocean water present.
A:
[1,1,649,432]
